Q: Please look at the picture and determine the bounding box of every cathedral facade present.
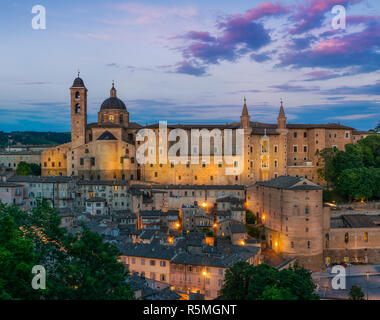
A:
[41,75,371,185]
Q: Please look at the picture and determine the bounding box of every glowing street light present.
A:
[213,223,218,228]
[175,222,180,229]
[274,241,278,248]
[262,214,266,222]
[202,271,207,277]
[240,240,245,246]
[201,202,208,208]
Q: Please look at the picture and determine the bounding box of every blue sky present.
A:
[0,0,379,131]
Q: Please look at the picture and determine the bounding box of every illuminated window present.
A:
[364,232,368,242]
[109,115,115,122]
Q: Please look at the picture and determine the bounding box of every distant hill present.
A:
[0,131,71,147]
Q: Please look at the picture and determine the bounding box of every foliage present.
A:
[246,225,261,239]
[16,162,41,176]
[260,286,296,300]
[246,209,256,224]
[375,121,380,133]
[0,204,40,300]
[0,131,70,148]
[0,201,134,300]
[337,167,380,201]
[317,135,380,200]
[221,262,319,300]
[349,284,365,300]
[201,227,213,236]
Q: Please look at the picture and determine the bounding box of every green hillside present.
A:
[0,131,71,147]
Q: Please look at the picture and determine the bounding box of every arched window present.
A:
[75,91,80,99]
[345,232,349,243]
[325,233,329,248]
[75,104,80,114]
[364,232,368,242]
[119,114,123,123]
[109,115,115,122]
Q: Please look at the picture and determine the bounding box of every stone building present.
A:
[325,214,380,265]
[42,76,140,180]
[7,175,75,210]
[41,75,374,185]
[0,181,24,205]
[247,176,330,270]
[0,150,41,170]
[119,237,261,300]
[248,176,380,271]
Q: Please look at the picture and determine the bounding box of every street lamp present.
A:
[202,270,207,297]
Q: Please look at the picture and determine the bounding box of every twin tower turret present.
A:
[240,97,287,129]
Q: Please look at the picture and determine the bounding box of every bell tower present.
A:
[70,72,87,149]
[240,97,250,129]
[277,99,287,130]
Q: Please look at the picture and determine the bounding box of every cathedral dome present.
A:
[100,82,127,111]
[100,97,127,110]
[72,77,85,88]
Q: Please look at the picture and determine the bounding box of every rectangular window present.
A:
[293,146,298,153]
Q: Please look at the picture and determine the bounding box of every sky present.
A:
[0,0,379,132]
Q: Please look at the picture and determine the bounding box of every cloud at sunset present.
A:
[0,0,378,132]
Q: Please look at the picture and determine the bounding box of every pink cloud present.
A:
[290,0,362,34]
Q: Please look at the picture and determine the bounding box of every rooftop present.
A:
[254,176,323,190]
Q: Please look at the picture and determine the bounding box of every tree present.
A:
[246,209,256,224]
[0,201,134,300]
[220,262,256,300]
[316,147,339,185]
[246,225,261,239]
[221,262,318,300]
[0,204,40,300]
[54,226,134,300]
[375,121,380,133]
[277,264,318,300]
[15,161,41,176]
[337,167,380,201]
[349,284,365,300]
[16,161,32,175]
[260,286,296,300]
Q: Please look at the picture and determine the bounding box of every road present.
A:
[313,265,380,300]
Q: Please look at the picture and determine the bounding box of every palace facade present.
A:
[41,75,372,185]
